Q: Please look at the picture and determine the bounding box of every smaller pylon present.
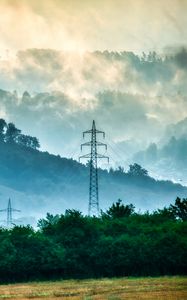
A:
[0,198,21,228]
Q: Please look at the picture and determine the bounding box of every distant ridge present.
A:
[0,120,186,226]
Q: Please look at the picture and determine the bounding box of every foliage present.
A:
[102,199,135,219]
[0,199,186,282]
[0,118,40,149]
[170,197,187,221]
[128,163,148,176]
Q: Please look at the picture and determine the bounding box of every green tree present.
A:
[103,199,135,219]
[170,197,187,221]
[128,163,148,176]
[38,213,60,235]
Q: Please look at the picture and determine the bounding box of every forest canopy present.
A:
[0,118,40,150]
[0,198,186,283]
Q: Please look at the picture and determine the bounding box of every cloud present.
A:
[0,0,187,53]
[0,47,187,165]
[0,106,7,119]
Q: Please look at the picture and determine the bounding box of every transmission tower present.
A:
[0,198,21,228]
[79,120,109,216]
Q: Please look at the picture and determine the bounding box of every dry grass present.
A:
[0,276,186,300]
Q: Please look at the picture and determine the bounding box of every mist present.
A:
[0,48,187,183]
[0,0,187,52]
[0,0,187,183]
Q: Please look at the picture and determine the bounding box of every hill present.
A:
[0,120,187,225]
[133,133,187,183]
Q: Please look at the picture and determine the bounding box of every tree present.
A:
[117,166,124,173]
[0,119,6,142]
[5,123,21,144]
[17,134,40,149]
[103,199,135,219]
[128,163,148,176]
[29,136,40,149]
[17,134,29,148]
[38,213,60,235]
[153,207,176,222]
[170,197,187,221]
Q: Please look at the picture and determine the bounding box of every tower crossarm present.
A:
[82,120,105,139]
[83,129,92,138]
[79,152,108,162]
[83,130,105,139]
[0,209,7,212]
[81,141,107,150]
[94,130,105,138]
[96,142,107,149]
[81,142,92,150]
[97,154,109,163]
[79,153,91,162]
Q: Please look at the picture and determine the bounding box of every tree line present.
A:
[0,198,186,283]
[0,119,40,150]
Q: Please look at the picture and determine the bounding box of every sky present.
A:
[0,0,187,182]
[0,0,186,55]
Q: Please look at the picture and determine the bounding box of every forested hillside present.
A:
[0,119,187,225]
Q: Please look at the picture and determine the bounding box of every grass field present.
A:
[0,277,186,300]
